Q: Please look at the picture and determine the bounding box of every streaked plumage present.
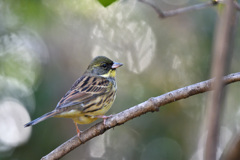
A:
[24,56,122,137]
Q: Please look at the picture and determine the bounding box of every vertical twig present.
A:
[220,134,240,160]
[204,0,238,160]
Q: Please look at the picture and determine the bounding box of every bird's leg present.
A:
[74,121,81,140]
[94,115,113,126]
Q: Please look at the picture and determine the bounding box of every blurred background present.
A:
[0,0,240,159]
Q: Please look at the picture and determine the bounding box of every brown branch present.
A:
[138,0,218,18]
[204,0,238,159]
[41,72,240,160]
[220,134,240,160]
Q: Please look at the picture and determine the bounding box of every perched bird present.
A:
[24,56,123,138]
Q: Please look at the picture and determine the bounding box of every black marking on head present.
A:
[86,56,114,76]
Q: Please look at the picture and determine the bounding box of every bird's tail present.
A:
[24,110,58,127]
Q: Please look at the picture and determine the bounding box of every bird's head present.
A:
[85,56,123,78]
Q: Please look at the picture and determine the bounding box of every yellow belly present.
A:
[54,94,116,124]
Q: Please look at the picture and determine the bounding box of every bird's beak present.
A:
[112,62,123,69]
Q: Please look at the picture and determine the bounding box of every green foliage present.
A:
[97,0,118,7]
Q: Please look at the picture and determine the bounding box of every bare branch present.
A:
[234,1,240,10]
[138,0,217,18]
[204,0,238,159]
[41,72,240,160]
[220,134,240,160]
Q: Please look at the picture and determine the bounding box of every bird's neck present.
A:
[100,69,116,79]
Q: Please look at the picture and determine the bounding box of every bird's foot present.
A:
[74,122,82,142]
[95,115,113,126]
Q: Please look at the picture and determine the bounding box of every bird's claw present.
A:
[95,115,113,126]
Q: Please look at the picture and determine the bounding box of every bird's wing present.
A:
[55,75,112,111]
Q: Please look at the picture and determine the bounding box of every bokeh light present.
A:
[190,127,232,160]
[0,99,31,152]
[88,126,141,160]
[0,0,49,158]
[91,1,156,74]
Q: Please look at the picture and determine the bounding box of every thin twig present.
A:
[41,72,240,160]
[234,1,240,10]
[204,0,238,159]
[138,0,217,18]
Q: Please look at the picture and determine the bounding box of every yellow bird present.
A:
[24,56,123,137]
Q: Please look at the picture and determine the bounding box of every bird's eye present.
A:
[102,63,107,68]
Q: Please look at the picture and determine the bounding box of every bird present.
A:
[24,56,123,138]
